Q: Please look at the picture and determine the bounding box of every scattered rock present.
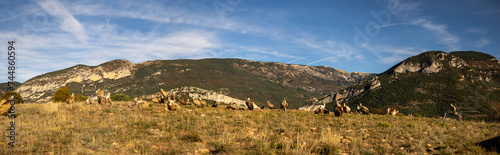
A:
[200,114,206,117]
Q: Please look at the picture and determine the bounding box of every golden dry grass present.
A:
[1,101,499,154]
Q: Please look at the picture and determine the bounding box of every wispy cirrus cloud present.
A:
[466,28,488,34]
[410,19,460,50]
[37,0,88,42]
[475,38,491,48]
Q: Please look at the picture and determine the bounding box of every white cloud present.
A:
[475,38,491,48]
[466,28,488,34]
[411,19,460,50]
[37,0,88,42]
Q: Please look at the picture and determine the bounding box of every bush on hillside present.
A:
[0,90,23,104]
[111,94,131,101]
[51,87,70,103]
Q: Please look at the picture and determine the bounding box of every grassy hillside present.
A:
[1,102,499,154]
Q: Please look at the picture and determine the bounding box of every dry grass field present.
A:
[1,101,499,154]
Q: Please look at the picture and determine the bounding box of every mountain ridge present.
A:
[317,51,500,121]
[16,58,374,108]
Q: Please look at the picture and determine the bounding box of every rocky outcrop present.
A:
[17,60,134,102]
[232,61,374,94]
[298,104,324,111]
[162,86,259,109]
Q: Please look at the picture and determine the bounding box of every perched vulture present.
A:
[212,99,221,107]
[261,101,275,109]
[151,97,160,103]
[387,107,399,116]
[160,89,169,100]
[246,98,255,110]
[227,100,239,110]
[66,93,75,104]
[105,93,113,105]
[343,103,351,113]
[448,104,462,121]
[356,103,370,114]
[192,98,204,108]
[178,98,189,105]
[314,108,324,114]
[84,98,92,105]
[200,99,208,107]
[334,102,343,117]
[281,99,288,111]
[95,89,105,104]
[450,104,457,113]
[167,100,181,111]
[129,97,139,108]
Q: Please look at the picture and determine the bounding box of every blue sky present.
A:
[1,0,499,83]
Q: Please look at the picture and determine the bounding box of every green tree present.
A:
[111,94,131,101]
[1,90,23,104]
[51,86,70,102]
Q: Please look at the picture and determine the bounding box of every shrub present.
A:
[407,123,414,128]
[51,87,70,102]
[74,93,88,102]
[0,90,23,104]
[111,94,131,101]
[181,133,202,142]
[378,121,391,128]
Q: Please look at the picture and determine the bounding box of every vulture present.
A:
[192,98,204,108]
[151,97,161,103]
[387,107,399,116]
[356,103,370,114]
[449,104,462,121]
[281,99,288,111]
[178,98,189,105]
[314,103,330,114]
[105,93,113,105]
[450,104,457,114]
[314,107,324,114]
[334,102,343,117]
[84,98,92,105]
[261,101,275,109]
[200,99,208,107]
[129,97,139,108]
[312,98,319,103]
[212,99,221,107]
[246,98,255,110]
[167,99,181,111]
[96,89,105,104]
[160,89,169,100]
[343,103,351,113]
[227,100,240,110]
[66,93,75,104]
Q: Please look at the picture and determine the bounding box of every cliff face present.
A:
[17,60,135,102]
[315,51,500,120]
[16,58,373,108]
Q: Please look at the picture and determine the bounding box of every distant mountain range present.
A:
[319,51,500,121]
[15,58,373,109]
